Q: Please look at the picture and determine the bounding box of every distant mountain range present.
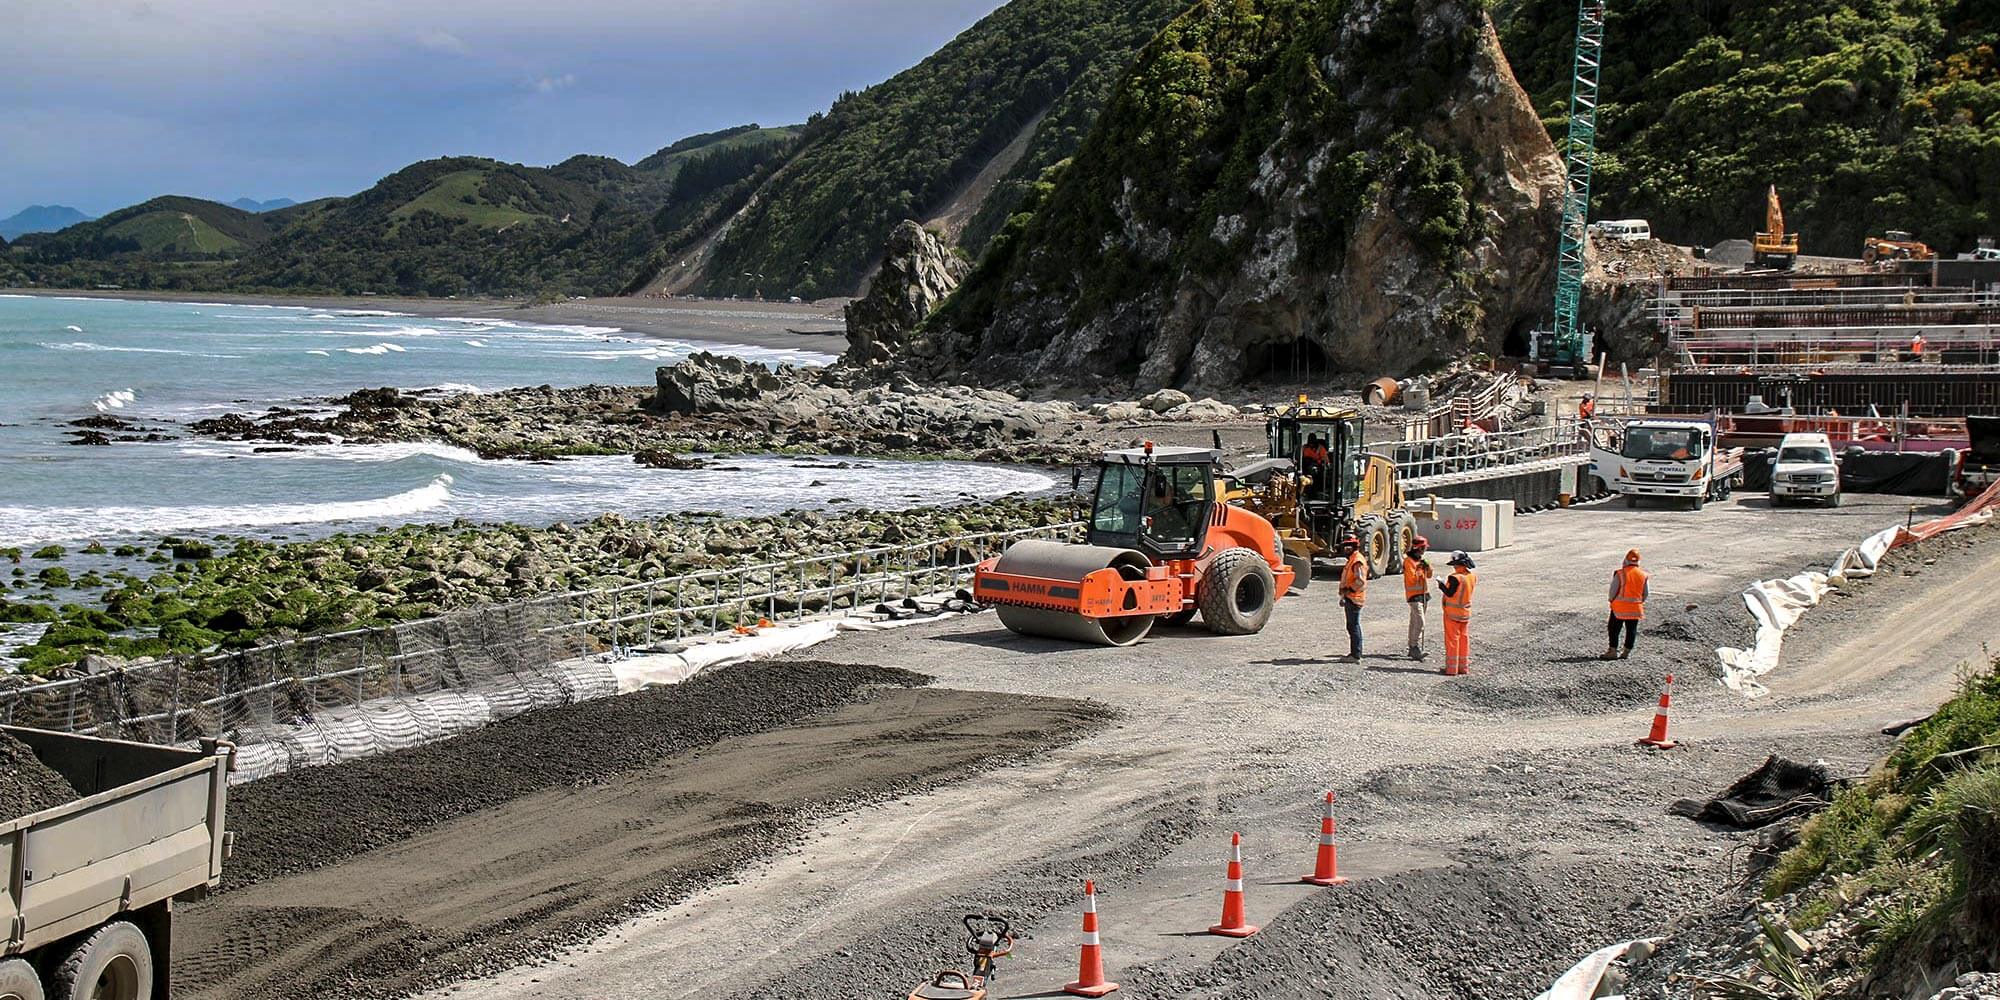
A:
[228,197,298,213]
[0,205,95,241]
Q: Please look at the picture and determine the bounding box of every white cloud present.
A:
[528,73,577,93]
[415,30,468,55]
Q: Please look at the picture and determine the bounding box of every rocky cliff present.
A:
[843,222,971,364]
[923,0,1565,390]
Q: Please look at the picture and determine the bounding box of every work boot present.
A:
[1409,646,1424,661]
[1337,653,1361,664]
[1619,648,1633,659]
[1601,648,1619,660]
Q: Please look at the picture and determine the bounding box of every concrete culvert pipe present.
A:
[990,541,1158,646]
[1365,377,1402,406]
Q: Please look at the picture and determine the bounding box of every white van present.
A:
[1771,432,1841,507]
[1594,219,1653,242]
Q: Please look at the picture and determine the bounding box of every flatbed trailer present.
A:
[0,727,231,1000]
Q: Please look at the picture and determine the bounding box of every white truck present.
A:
[0,728,231,1000]
[1590,417,1744,510]
[1770,432,1842,507]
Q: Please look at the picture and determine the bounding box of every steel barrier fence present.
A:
[1384,419,1588,483]
[0,520,1087,747]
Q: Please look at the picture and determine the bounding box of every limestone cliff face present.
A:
[843,221,971,364]
[925,0,1565,390]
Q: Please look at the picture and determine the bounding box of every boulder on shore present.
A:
[844,221,971,364]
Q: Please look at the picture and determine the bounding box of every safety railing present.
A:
[1397,372,1533,440]
[1385,418,1589,485]
[0,520,1087,747]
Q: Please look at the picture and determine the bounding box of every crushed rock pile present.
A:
[0,731,79,817]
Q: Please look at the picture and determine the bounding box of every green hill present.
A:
[688,0,1185,300]
[229,125,798,296]
[1498,0,2000,255]
[924,0,1563,387]
[21,196,271,261]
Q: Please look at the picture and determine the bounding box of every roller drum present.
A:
[988,540,1158,647]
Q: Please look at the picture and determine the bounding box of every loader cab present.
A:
[1269,408,1365,535]
[1086,447,1220,559]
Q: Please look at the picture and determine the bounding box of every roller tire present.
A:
[1197,548,1277,636]
[52,921,151,1000]
[0,959,44,1000]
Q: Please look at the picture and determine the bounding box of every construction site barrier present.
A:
[1395,372,1531,440]
[1662,371,2000,416]
[1388,419,1587,485]
[0,521,1088,755]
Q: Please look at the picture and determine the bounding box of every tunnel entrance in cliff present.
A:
[1502,321,1532,360]
[1244,339,1329,383]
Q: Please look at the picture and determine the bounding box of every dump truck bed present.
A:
[0,727,230,956]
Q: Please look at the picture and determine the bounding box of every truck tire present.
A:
[1387,512,1416,565]
[52,921,151,1000]
[0,959,43,1000]
[1197,548,1277,636]
[1625,495,1637,509]
[1282,553,1312,591]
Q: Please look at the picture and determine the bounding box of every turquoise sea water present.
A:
[0,296,1053,545]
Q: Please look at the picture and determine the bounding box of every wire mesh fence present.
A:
[0,521,1087,753]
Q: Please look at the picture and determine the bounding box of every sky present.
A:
[0,0,1007,217]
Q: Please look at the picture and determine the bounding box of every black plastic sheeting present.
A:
[1742,449,1956,495]
[1670,755,1837,828]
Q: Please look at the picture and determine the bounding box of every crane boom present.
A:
[1533,0,1606,373]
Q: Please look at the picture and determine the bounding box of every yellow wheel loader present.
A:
[1228,401,1426,579]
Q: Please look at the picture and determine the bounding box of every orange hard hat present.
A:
[1625,549,1641,564]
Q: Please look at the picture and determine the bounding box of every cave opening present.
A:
[1501,322,1532,359]
[1243,338,1330,382]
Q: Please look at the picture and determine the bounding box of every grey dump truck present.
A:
[0,728,231,1000]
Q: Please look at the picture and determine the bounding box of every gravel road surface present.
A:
[426,492,1996,1000]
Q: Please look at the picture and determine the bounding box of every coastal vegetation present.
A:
[0,499,1079,674]
[1498,0,2000,255]
[1753,656,2000,994]
[696,0,1184,299]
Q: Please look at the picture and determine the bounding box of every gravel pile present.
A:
[0,731,78,817]
[222,660,927,889]
[1121,857,1717,999]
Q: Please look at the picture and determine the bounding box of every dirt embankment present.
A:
[175,660,1110,1000]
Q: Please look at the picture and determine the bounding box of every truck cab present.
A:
[1590,417,1744,510]
[1771,432,1841,507]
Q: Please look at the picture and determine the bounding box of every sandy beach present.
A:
[1,288,848,355]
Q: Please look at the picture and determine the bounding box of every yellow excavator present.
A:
[1753,184,1800,270]
[1227,399,1424,579]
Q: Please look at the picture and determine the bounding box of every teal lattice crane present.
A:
[1532,0,1606,373]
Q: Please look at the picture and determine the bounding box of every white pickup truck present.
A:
[1590,418,1745,510]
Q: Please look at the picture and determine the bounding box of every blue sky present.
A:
[0,0,1007,216]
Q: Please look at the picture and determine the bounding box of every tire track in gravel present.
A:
[172,665,1109,1000]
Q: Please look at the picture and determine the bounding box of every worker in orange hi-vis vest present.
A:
[1604,549,1650,660]
[1402,535,1433,661]
[1438,551,1476,676]
[1337,536,1366,663]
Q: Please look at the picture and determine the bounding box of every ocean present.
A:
[0,295,1055,545]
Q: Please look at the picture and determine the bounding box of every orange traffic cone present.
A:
[1301,792,1350,886]
[1638,673,1679,749]
[1208,832,1259,938]
[1063,880,1119,997]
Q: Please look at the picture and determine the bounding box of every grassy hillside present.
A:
[694,0,1185,300]
[1498,0,2000,255]
[20,196,272,260]
[13,126,797,297]
[1751,656,2000,995]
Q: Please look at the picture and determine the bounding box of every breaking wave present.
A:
[0,474,456,544]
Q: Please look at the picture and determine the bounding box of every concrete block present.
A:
[1491,499,1516,548]
[1419,498,1500,552]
